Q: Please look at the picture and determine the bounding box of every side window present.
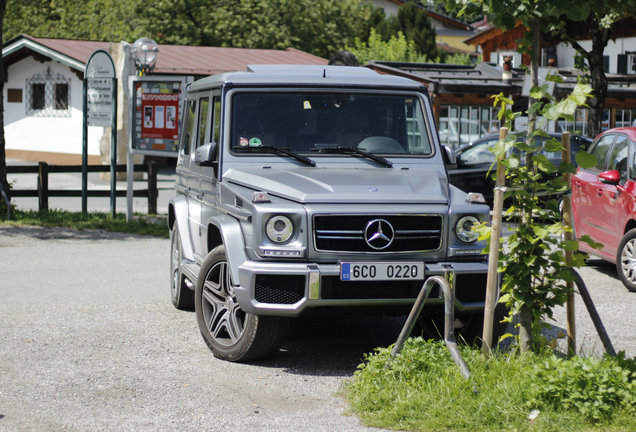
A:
[589,134,615,171]
[212,96,221,146]
[404,98,431,154]
[608,134,628,179]
[196,97,210,149]
[182,99,197,155]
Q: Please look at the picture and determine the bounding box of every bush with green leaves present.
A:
[528,353,636,421]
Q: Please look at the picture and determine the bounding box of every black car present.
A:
[448,133,592,206]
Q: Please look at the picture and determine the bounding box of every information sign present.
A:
[87,78,113,126]
[131,79,184,155]
[85,50,116,127]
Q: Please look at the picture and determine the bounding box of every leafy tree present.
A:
[347,28,430,64]
[347,27,471,64]
[374,2,442,60]
[137,0,374,58]
[451,0,636,138]
[4,0,144,41]
[543,1,636,138]
[479,82,599,354]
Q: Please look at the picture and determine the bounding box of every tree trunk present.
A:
[569,17,610,139]
[585,25,609,138]
[0,0,9,208]
[518,306,534,353]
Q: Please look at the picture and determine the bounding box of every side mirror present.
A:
[443,145,457,168]
[194,142,218,167]
[599,169,620,186]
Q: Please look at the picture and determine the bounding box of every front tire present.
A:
[170,222,194,310]
[616,229,636,292]
[195,245,289,362]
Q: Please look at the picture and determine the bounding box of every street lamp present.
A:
[132,37,159,76]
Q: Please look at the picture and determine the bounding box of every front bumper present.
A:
[235,260,489,317]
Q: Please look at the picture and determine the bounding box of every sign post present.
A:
[84,50,117,216]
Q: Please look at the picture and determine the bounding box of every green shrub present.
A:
[528,353,636,421]
[344,338,636,432]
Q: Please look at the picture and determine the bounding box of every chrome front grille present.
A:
[313,214,443,253]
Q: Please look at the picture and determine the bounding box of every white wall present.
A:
[3,56,104,158]
[370,0,401,17]
[557,36,636,72]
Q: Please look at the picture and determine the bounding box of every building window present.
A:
[556,108,611,136]
[55,83,69,110]
[438,105,499,149]
[541,46,557,67]
[31,83,45,110]
[617,53,636,75]
[25,68,71,117]
[615,108,636,128]
[494,51,521,69]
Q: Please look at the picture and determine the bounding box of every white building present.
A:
[2,34,327,164]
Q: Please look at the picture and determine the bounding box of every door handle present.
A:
[596,188,604,196]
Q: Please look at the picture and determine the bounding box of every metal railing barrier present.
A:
[390,267,471,379]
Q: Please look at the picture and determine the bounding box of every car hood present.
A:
[224,166,449,204]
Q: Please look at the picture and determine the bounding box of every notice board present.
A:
[130,77,187,157]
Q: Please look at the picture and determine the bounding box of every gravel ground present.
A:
[0,225,634,431]
[0,226,392,432]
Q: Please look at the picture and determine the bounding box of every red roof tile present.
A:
[16,35,327,75]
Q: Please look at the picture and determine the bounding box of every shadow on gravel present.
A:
[257,314,408,376]
[585,258,620,280]
[0,225,158,241]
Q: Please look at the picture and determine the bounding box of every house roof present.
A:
[367,60,522,94]
[2,34,327,77]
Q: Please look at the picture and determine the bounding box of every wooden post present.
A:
[147,161,157,215]
[561,132,576,356]
[37,162,49,212]
[482,127,508,356]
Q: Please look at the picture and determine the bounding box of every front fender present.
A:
[206,214,247,286]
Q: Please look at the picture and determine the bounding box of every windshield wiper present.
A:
[235,145,316,167]
[313,146,393,168]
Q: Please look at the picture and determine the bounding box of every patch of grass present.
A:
[0,208,169,238]
[344,338,636,432]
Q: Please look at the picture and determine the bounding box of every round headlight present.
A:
[456,216,479,243]
[266,215,294,243]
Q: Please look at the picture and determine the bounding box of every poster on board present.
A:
[131,78,185,156]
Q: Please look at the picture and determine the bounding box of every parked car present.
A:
[169,65,499,362]
[448,133,592,206]
[571,127,636,292]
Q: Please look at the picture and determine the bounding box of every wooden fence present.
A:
[6,161,158,213]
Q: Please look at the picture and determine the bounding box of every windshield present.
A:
[230,92,432,156]
[458,134,584,166]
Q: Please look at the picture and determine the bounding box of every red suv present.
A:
[571,127,636,292]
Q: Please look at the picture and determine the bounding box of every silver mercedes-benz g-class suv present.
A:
[169,65,491,362]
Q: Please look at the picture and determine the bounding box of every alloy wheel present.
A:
[201,261,246,347]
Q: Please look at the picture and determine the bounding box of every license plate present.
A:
[340,262,425,281]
